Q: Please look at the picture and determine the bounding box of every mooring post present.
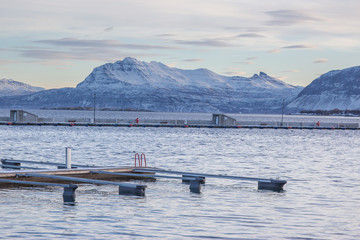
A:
[118,185,146,196]
[189,177,202,193]
[65,147,72,169]
[63,184,78,203]
[182,175,206,184]
[258,179,287,191]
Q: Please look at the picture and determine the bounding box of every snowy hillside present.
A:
[0,58,303,113]
[287,66,360,111]
[0,78,44,97]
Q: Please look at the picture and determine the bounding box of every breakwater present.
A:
[0,121,358,130]
[1,110,359,129]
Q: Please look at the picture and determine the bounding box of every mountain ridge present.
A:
[0,57,304,113]
[0,78,44,97]
[287,66,360,111]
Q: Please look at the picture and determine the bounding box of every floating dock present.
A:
[0,165,287,201]
[0,148,287,203]
[0,164,287,203]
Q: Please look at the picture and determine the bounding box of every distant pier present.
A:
[0,120,359,130]
[0,110,359,130]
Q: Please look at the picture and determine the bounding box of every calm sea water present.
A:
[0,114,359,239]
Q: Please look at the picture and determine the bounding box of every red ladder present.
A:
[134,153,147,167]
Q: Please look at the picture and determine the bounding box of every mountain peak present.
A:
[123,56,137,62]
[118,57,141,64]
[251,72,268,78]
[259,71,267,76]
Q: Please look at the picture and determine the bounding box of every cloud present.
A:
[104,27,114,32]
[222,71,246,76]
[182,59,204,62]
[12,38,180,62]
[20,49,97,60]
[36,38,178,50]
[246,57,257,60]
[237,33,265,38]
[283,69,300,73]
[265,10,321,26]
[0,48,13,52]
[172,39,234,47]
[313,58,328,63]
[268,48,281,53]
[0,59,16,65]
[282,45,315,49]
[222,67,246,76]
[239,61,255,65]
[16,47,161,62]
[155,33,177,38]
[277,76,288,81]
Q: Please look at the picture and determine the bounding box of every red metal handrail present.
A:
[141,153,146,167]
[134,153,140,167]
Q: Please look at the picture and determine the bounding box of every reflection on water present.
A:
[0,124,359,239]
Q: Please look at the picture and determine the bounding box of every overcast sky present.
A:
[1,0,360,89]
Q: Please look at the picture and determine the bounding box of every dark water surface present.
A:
[0,125,359,239]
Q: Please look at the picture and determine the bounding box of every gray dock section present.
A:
[17,173,146,196]
[133,168,287,191]
[0,166,148,203]
[91,170,203,193]
[0,178,78,202]
[1,159,101,168]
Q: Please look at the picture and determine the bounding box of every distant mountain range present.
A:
[0,57,302,113]
[0,78,44,97]
[0,58,358,113]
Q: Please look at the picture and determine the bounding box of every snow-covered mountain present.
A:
[77,57,297,91]
[287,66,360,111]
[0,58,303,113]
[0,78,44,97]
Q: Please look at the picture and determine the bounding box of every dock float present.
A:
[1,158,101,169]
[0,166,149,202]
[0,178,78,202]
[17,173,146,196]
[133,168,287,191]
[0,164,47,170]
[91,170,203,193]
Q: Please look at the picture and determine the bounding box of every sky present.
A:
[1,0,360,89]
